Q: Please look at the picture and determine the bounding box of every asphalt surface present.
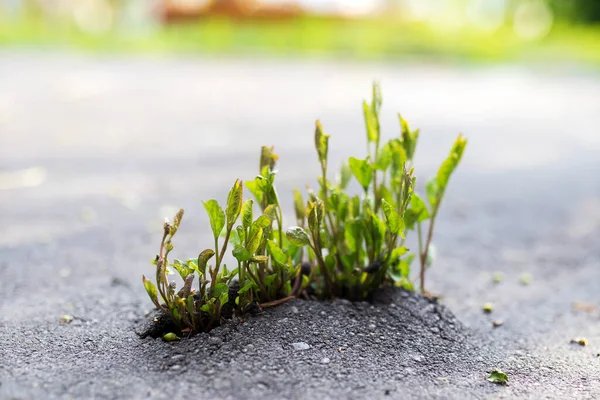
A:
[1,52,600,399]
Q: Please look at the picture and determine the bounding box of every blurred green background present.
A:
[1,0,599,65]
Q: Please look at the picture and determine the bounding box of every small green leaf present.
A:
[163,332,180,342]
[267,240,288,266]
[363,101,378,144]
[436,134,467,191]
[203,200,225,240]
[293,189,306,221]
[212,282,229,299]
[238,280,255,294]
[487,369,508,385]
[286,226,311,247]
[375,141,393,171]
[254,215,271,229]
[142,275,160,307]
[404,193,430,230]
[226,179,243,231]
[399,115,419,161]
[262,204,278,219]
[186,295,195,318]
[483,302,494,313]
[242,199,254,231]
[197,249,215,276]
[307,199,324,234]
[260,145,278,172]
[390,246,409,260]
[339,162,353,190]
[314,120,330,167]
[219,293,229,307]
[233,245,252,262]
[251,255,269,263]
[245,179,263,204]
[264,274,278,287]
[381,199,404,237]
[246,225,264,255]
[348,157,373,192]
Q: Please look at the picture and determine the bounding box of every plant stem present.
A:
[211,228,231,294]
[310,239,334,298]
[259,295,295,309]
[419,202,440,294]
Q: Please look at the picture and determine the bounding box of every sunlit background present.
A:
[1,0,599,64]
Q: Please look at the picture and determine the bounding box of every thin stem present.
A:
[211,228,231,294]
[259,296,295,309]
[419,196,441,294]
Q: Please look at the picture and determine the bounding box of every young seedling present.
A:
[143,150,308,336]
[288,82,467,300]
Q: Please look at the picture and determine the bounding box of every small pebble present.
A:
[208,336,223,346]
[520,273,533,285]
[570,337,588,346]
[492,320,504,328]
[169,365,182,371]
[321,357,331,364]
[292,342,310,351]
[368,324,376,330]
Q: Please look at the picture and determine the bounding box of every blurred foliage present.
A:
[0,0,599,66]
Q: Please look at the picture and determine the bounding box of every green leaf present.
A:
[233,245,252,262]
[163,332,180,342]
[219,293,229,307]
[260,145,278,172]
[262,204,278,219]
[245,179,263,204]
[487,369,508,385]
[186,295,195,317]
[226,179,243,231]
[242,199,253,231]
[314,120,330,167]
[267,239,288,266]
[254,215,271,229]
[399,115,419,161]
[251,255,269,263]
[437,134,467,191]
[363,101,378,144]
[142,275,159,307]
[404,193,430,230]
[375,141,393,171]
[212,282,229,299]
[197,249,215,276]
[348,157,373,192]
[339,162,353,189]
[307,199,324,234]
[264,274,278,287]
[238,280,255,294]
[293,189,306,221]
[381,199,404,237]
[203,200,225,240]
[246,225,264,255]
[286,226,311,247]
[390,246,409,260]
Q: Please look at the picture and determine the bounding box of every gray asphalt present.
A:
[1,52,600,399]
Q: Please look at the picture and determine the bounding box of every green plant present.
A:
[142,82,467,335]
[287,82,466,299]
[143,153,306,335]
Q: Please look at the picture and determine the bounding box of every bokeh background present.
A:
[1,0,599,64]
